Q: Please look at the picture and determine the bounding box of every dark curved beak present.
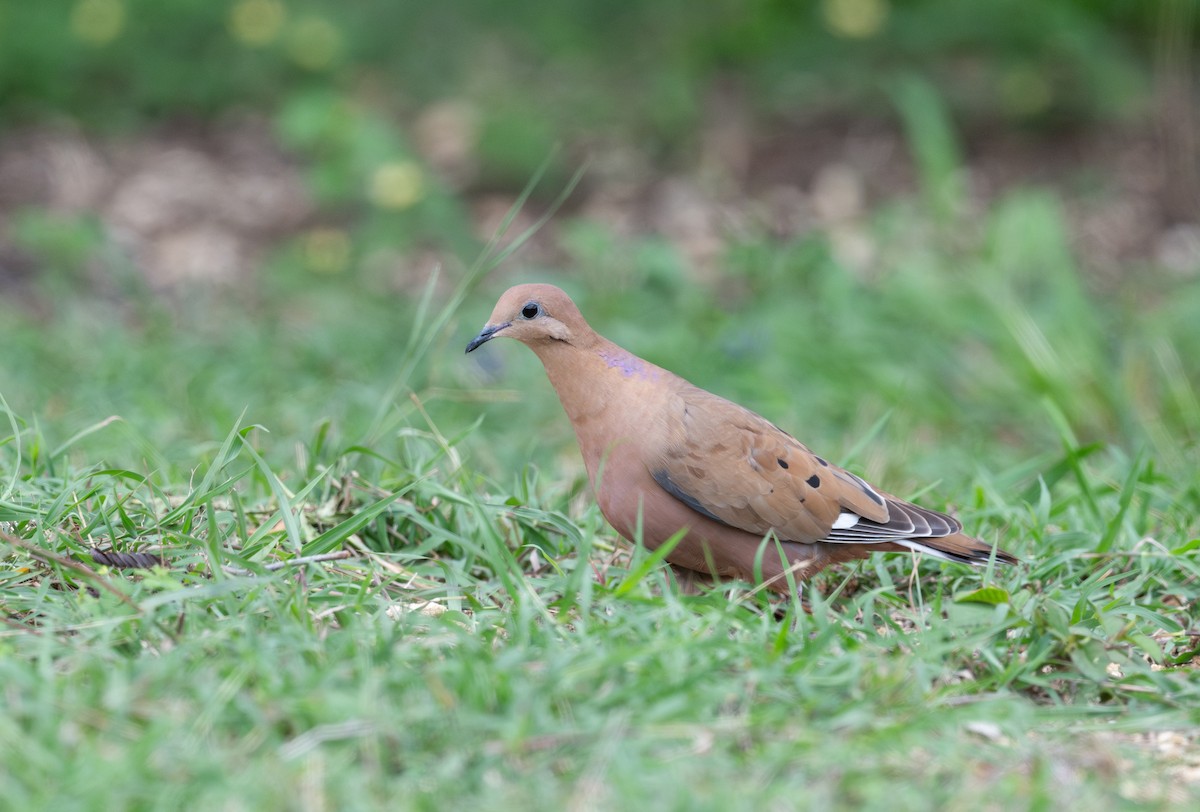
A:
[465,322,510,353]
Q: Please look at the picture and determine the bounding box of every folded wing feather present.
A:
[652,385,962,547]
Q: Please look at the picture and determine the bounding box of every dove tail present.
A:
[896,533,1018,566]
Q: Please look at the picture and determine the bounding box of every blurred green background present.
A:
[3,4,1200,808]
[0,0,1197,483]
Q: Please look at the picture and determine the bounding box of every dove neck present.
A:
[529,336,661,470]
[532,337,616,408]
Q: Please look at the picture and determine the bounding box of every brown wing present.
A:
[649,384,961,546]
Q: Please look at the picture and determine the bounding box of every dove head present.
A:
[465,284,594,353]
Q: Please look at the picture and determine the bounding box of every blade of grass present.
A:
[49,415,124,460]
[303,482,423,556]
[613,527,687,598]
[1095,452,1143,553]
[239,435,311,555]
[0,392,22,499]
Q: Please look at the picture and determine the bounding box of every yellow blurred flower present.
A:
[70,0,125,45]
[303,228,352,275]
[823,0,888,39]
[229,0,285,47]
[369,163,425,210]
[287,16,343,71]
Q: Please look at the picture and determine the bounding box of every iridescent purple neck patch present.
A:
[599,348,648,378]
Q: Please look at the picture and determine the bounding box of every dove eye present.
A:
[521,302,541,319]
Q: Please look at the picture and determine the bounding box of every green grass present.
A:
[2,182,1199,809]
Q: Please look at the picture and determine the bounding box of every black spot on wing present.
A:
[651,469,729,526]
[777,458,789,469]
[806,474,820,488]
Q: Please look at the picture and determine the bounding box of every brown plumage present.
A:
[467,283,1017,593]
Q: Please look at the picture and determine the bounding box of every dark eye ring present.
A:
[521,302,541,319]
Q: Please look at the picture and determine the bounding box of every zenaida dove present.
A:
[467,284,1016,592]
